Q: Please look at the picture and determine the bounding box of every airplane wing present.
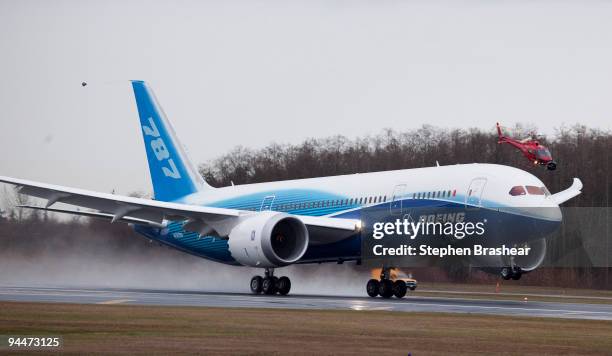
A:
[0,176,361,243]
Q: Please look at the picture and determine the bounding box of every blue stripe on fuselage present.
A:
[133,189,560,265]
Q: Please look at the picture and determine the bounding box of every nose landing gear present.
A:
[501,266,522,280]
[250,268,292,296]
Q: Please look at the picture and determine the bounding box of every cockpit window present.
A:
[509,186,526,196]
[526,186,546,195]
[536,148,551,159]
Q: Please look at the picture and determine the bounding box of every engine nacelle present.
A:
[227,211,309,267]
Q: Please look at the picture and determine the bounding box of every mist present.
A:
[0,209,367,296]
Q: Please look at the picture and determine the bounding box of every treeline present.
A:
[0,207,163,259]
[200,124,612,207]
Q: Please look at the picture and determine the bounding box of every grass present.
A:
[1,302,612,355]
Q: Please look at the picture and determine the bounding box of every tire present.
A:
[501,267,512,280]
[409,286,416,291]
[366,279,380,297]
[250,276,263,294]
[511,272,522,280]
[379,280,394,299]
[272,276,279,288]
[262,277,277,295]
[277,276,291,296]
[547,162,557,170]
[392,280,407,298]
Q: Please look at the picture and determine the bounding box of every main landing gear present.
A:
[501,266,522,280]
[366,267,407,299]
[250,268,291,296]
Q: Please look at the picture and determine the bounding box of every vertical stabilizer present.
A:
[131,80,211,201]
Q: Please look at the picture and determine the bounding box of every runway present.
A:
[1,286,612,320]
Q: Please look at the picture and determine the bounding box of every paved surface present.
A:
[1,286,612,320]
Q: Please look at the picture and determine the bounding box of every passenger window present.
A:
[509,186,527,196]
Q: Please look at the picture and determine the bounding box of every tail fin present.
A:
[131,80,212,202]
[496,122,504,142]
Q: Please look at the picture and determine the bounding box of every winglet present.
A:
[551,178,583,205]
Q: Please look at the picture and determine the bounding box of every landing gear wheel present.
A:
[262,277,277,295]
[250,276,263,294]
[277,276,291,295]
[511,267,522,280]
[272,276,279,288]
[501,267,512,280]
[392,280,407,298]
[366,279,380,297]
[379,279,394,299]
[547,162,557,170]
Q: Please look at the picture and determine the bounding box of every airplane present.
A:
[0,81,583,298]
[497,122,557,170]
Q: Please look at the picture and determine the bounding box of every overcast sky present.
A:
[0,0,611,194]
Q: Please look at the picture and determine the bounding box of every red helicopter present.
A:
[497,123,556,170]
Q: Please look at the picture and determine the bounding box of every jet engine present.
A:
[227,211,309,268]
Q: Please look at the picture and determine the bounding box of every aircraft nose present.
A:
[528,196,562,221]
[514,205,561,222]
[539,204,562,222]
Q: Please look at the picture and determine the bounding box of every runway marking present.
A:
[97,299,134,305]
[350,305,392,311]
